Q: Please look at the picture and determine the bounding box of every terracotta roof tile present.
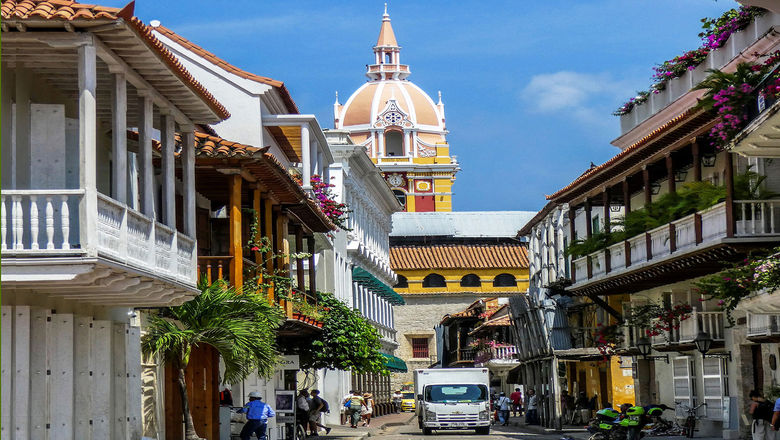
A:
[152,24,299,114]
[2,0,230,122]
[390,243,528,270]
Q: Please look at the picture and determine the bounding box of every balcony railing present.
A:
[747,313,780,340]
[679,311,725,343]
[197,256,232,284]
[491,345,518,361]
[458,348,476,361]
[571,200,780,287]
[2,190,196,286]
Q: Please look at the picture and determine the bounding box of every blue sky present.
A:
[126,0,740,212]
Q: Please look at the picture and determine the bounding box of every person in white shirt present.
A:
[525,389,539,425]
[497,392,512,426]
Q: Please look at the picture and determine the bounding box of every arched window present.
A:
[460,274,481,287]
[422,273,446,288]
[385,130,403,156]
[493,273,517,287]
[392,189,406,208]
[385,52,393,64]
[395,275,408,288]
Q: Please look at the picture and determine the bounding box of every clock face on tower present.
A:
[387,173,405,187]
[383,111,403,125]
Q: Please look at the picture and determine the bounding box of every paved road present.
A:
[363,418,586,440]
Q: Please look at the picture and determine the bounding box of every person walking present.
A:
[344,390,365,428]
[296,389,311,433]
[392,390,403,413]
[309,389,332,436]
[561,390,574,425]
[361,393,375,427]
[510,388,523,417]
[525,389,539,425]
[237,391,275,440]
[574,391,590,424]
[341,390,355,425]
[497,392,512,426]
[749,391,774,440]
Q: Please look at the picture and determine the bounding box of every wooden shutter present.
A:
[702,357,726,419]
[673,357,694,418]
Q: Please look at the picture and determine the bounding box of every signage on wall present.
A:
[279,355,300,370]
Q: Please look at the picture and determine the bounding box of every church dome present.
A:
[338,80,443,129]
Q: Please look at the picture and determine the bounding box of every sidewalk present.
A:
[322,411,416,440]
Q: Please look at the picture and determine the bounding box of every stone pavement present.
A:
[320,411,416,439]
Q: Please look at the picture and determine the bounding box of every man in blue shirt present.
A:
[238,391,276,440]
[772,397,780,432]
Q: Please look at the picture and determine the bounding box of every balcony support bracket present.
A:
[586,294,623,324]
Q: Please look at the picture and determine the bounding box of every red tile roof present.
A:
[152,24,300,114]
[390,243,528,270]
[1,0,230,122]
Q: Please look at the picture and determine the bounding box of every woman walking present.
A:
[344,390,365,428]
[361,393,375,427]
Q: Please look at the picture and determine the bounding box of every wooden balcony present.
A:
[649,310,725,351]
[569,200,780,296]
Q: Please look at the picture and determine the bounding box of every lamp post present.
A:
[694,331,731,361]
[636,337,669,363]
[701,153,717,167]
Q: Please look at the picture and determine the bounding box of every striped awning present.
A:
[381,353,408,372]
[352,267,405,305]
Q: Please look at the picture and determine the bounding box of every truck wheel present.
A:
[476,426,490,435]
[422,427,433,435]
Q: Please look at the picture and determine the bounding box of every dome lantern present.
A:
[368,4,410,81]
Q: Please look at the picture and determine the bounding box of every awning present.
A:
[381,353,408,372]
[352,267,405,305]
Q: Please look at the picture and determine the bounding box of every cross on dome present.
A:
[368,5,410,81]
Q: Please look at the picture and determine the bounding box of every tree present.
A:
[141,280,283,440]
[299,291,388,374]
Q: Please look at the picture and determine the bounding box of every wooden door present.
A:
[164,345,220,440]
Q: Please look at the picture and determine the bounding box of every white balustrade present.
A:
[2,189,197,287]
[649,225,670,259]
[735,200,780,236]
[673,214,696,251]
[679,310,725,342]
[573,257,588,281]
[591,250,606,278]
[747,314,780,337]
[701,202,727,241]
[628,235,646,266]
[608,242,625,272]
[1,190,84,253]
[491,345,518,361]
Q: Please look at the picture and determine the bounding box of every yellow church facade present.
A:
[335,7,458,212]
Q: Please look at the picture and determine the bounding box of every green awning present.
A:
[381,353,408,372]
[352,267,405,305]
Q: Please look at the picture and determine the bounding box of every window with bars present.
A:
[412,338,429,358]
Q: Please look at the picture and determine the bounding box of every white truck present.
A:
[414,368,491,435]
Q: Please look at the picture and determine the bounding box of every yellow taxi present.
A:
[400,391,416,412]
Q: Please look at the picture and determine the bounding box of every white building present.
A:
[1,3,227,439]
[317,129,404,422]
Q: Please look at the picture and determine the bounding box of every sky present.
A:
[122,0,741,212]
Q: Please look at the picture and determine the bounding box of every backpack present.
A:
[754,400,774,422]
[321,398,330,413]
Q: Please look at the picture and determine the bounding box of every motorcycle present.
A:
[587,404,672,440]
[587,408,626,440]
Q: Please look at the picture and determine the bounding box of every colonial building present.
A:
[388,211,534,389]
[1,2,228,438]
[334,7,459,212]
[543,8,780,438]
[319,129,406,422]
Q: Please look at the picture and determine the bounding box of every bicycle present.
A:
[675,401,706,438]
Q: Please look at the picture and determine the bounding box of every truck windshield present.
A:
[424,384,488,403]
[402,393,415,399]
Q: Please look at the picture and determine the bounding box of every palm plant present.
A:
[141,280,283,440]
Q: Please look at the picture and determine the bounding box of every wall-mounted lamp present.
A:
[650,182,662,195]
[674,169,688,182]
[636,337,669,363]
[694,331,731,361]
[610,204,622,213]
[701,153,717,168]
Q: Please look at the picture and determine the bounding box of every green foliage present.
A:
[693,63,767,111]
[299,291,388,375]
[695,248,780,326]
[734,166,779,200]
[566,230,612,259]
[141,280,284,383]
[766,384,780,402]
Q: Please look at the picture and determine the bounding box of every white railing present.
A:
[747,313,780,337]
[679,310,725,343]
[573,256,587,281]
[649,225,670,259]
[628,234,646,266]
[591,250,606,278]
[1,190,84,253]
[651,325,680,346]
[491,345,518,361]
[608,242,625,272]
[673,214,697,252]
[701,202,727,241]
[735,200,780,236]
